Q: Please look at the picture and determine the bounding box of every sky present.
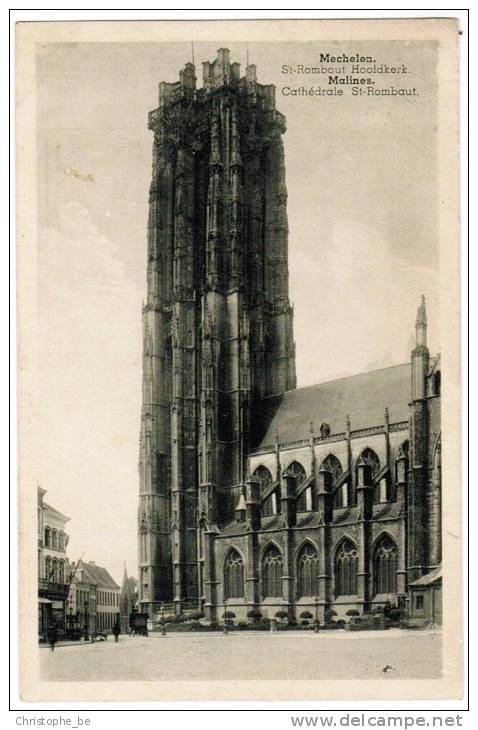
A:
[35,40,439,583]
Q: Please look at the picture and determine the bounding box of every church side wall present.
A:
[213,425,409,622]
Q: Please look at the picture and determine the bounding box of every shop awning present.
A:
[38,597,53,604]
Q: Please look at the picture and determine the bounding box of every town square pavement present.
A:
[41,629,441,682]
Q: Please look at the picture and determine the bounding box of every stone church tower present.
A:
[138,49,296,612]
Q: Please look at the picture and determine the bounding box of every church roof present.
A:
[255,363,411,449]
[72,561,120,590]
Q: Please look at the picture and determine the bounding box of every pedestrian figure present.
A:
[112,621,120,643]
[47,622,58,652]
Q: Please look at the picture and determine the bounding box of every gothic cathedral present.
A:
[138,50,441,625]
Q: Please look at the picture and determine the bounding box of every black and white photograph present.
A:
[14,17,463,704]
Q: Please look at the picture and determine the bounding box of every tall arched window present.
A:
[373,535,398,595]
[297,543,320,598]
[44,527,50,547]
[287,462,309,511]
[262,545,283,598]
[357,448,380,482]
[51,529,58,549]
[224,548,244,598]
[287,461,306,484]
[335,539,358,596]
[253,465,272,491]
[356,448,381,503]
[318,454,345,508]
[52,558,59,583]
[253,466,278,517]
[322,454,343,484]
[45,556,52,581]
[58,559,65,583]
[140,529,148,562]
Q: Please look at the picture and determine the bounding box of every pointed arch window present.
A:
[287,461,307,511]
[297,543,320,598]
[373,536,398,595]
[140,530,148,563]
[335,539,358,596]
[253,466,279,517]
[322,454,343,484]
[318,454,346,508]
[287,461,306,484]
[262,545,283,598]
[185,494,196,528]
[224,548,244,599]
[357,448,380,482]
[253,465,273,492]
[356,448,380,503]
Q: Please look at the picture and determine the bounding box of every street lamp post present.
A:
[314,596,320,633]
[84,601,89,642]
[223,596,228,635]
[67,606,73,638]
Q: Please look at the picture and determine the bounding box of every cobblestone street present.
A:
[41,629,442,682]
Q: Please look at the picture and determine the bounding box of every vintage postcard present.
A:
[16,18,462,702]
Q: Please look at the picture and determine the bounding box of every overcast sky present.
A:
[36,40,439,583]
